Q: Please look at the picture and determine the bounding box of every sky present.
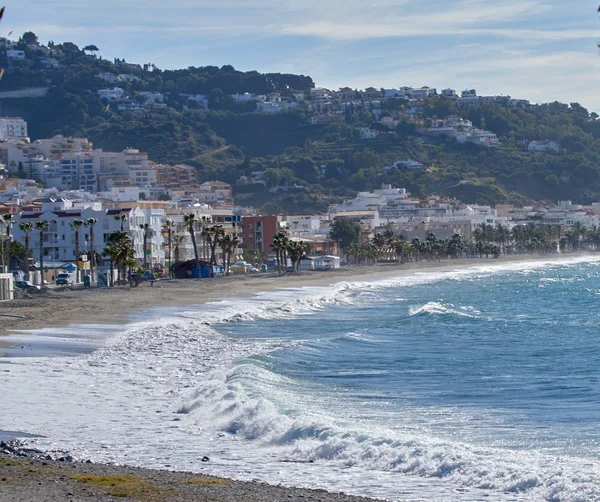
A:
[4,1,600,111]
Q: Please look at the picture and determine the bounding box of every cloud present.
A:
[4,0,600,111]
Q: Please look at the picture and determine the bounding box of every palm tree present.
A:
[34,220,49,286]
[19,221,33,280]
[114,214,127,231]
[70,219,84,284]
[164,219,175,276]
[212,225,225,266]
[103,230,134,285]
[102,243,119,287]
[184,213,200,276]
[202,225,223,266]
[225,234,240,276]
[2,213,13,273]
[139,223,151,269]
[172,233,183,263]
[271,232,287,273]
[219,233,241,276]
[85,218,98,286]
[286,240,307,272]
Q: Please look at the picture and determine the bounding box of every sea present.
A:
[2,256,600,502]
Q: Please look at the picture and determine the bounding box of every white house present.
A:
[457,89,479,106]
[98,88,125,101]
[359,127,378,140]
[310,87,330,101]
[232,93,254,102]
[116,100,146,112]
[383,88,408,100]
[441,88,457,98]
[410,87,436,99]
[528,140,560,152]
[6,50,25,60]
[139,92,164,103]
[0,117,28,140]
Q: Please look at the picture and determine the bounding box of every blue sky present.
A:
[5,1,600,111]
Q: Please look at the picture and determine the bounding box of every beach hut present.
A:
[315,255,341,270]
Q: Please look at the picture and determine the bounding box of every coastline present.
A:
[1,253,596,339]
[2,252,599,502]
[0,447,381,502]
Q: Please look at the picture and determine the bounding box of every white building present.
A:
[359,127,378,140]
[310,87,330,101]
[232,93,254,102]
[285,214,330,237]
[6,50,25,60]
[410,87,436,99]
[329,186,408,214]
[98,88,125,101]
[383,88,409,100]
[139,92,164,103]
[441,88,457,98]
[0,117,28,141]
[457,89,479,106]
[528,140,560,152]
[13,200,163,267]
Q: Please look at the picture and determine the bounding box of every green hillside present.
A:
[3,34,600,212]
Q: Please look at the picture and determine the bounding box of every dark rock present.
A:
[201,456,210,462]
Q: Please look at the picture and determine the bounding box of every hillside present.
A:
[2,33,600,212]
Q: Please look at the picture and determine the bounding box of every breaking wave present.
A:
[177,363,600,502]
[409,302,480,318]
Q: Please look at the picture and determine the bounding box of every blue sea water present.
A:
[3,257,600,501]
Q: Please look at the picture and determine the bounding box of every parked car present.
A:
[14,280,41,292]
[55,273,72,286]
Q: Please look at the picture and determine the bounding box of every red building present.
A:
[240,215,282,254]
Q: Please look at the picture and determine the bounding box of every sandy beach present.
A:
[1,253,591,338]
[1,253,597,502]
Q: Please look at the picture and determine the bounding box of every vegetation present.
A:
[18,221,33,278]
[270,231,308,272]
[5,32,600,212]
[34,219,48,281]
[1,213,13,271]
[336,221,600,266]
[102,230,135,286]
[184,213,200,274]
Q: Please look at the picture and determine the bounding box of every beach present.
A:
[0,445,379,502]
[1,253,599,502]
[0,254,584,338]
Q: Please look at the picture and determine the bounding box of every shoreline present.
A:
[2,252,599,502]
[1,252,597,340]
[0,445,382,502]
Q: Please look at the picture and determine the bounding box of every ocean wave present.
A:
[178,364,600,502]
[408,302,480,319]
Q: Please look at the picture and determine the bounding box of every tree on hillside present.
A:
[21,31,38,46]
[329,219,361,250]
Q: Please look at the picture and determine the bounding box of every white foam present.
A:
[4,256,600,502]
